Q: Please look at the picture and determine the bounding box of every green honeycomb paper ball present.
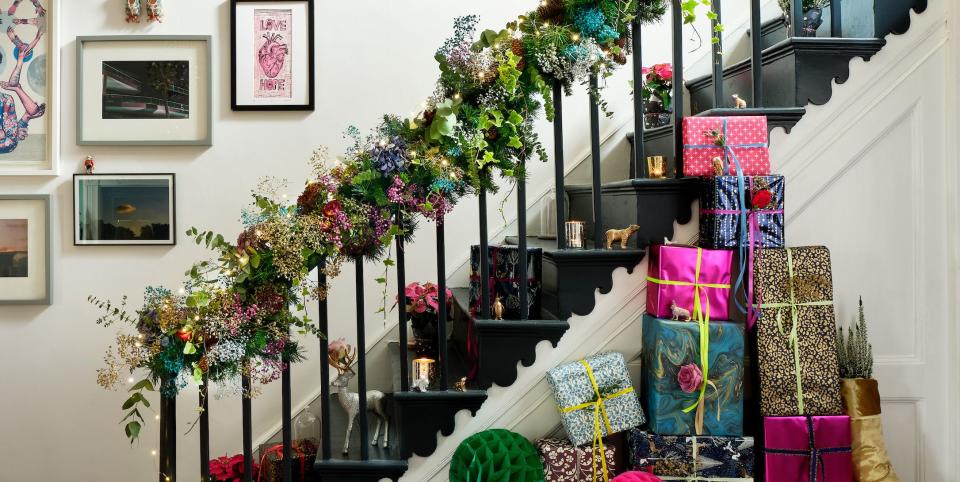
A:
[449,429,545,482]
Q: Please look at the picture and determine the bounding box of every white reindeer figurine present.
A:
[329,344,390,455]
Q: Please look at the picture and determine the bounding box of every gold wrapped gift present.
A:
[841,378,900,482]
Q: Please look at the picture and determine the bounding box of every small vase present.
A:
[784,8,824,37]
[643,99,672,129]
[840,378,901,482]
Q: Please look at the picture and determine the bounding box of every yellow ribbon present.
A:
[559,359,634,482]
[757,248,833,415]
[646,248,731,418]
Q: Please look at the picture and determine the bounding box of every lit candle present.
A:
[647,156,666,179]
[411,357,437,391]
[565,221,585,249]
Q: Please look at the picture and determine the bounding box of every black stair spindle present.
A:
[750,0,764,106]
[159,386,176,482]
[395,211,410,391]
[711,0,724,108]
[631,14,647,178]
[281,341,292,482]
[479,189,491,319]
[552,81,566,249]
[354,257,370,460]
[792,0,803,36]
[242,375,253,482]
[317,263,332,461]
[517,159,529,320]
[831,0,842,37]
[436,224,450,389]
[588,74,603,247]
[671,0,685,177]
[199,377,209,482]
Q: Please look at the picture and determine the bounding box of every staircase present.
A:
[154,0,930,481]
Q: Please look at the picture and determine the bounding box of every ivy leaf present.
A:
[183,341,197,355]
[507,136,523,149]
[383,258,395,267]
[186,291,210,308]
[375,277,387,284]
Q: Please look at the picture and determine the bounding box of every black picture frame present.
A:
[72,173,177,246]
[230,0,315,111]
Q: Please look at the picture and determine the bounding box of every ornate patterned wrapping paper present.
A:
[627,428,754,480]
[682,116,770,177]
[764,415,853,482]
[646,245,734,322]
[469,244,542,319]
[754,246,843,416]
[641,315,745,436]
[538,438,620,481]
[699,175,785,250]
[546,352,645,447]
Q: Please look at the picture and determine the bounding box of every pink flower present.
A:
[328,337,347,357]
[677,363,703,393]
[641,66,650,76]
[653,63,673,81]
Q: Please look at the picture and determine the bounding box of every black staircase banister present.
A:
[671,0,685,177]
[479,190,491,319]
[792,0,803,36]
[242,375,253,482]
[750,0,764,106]
[436,224,450,389]
[281,341,293,482]
[517,159,528,320]
[552,81,566,249]
[395,211,410,391]
[831,0,842,37]
[200,377,209,482]
[631,13,647,178]
[588,74,603,246]
[354,257,370,460]
[160,383,176,482]
[711,0,724,109]
[317,263,332,461]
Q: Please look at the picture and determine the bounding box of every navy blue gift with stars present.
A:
[699,175,785,250]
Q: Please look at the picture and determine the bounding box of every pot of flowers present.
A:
[779,0,830,37]
[401,282,454,358]
[640,63,673,129]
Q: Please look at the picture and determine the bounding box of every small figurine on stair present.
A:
[605,224,640,249]
[328,340,390,454]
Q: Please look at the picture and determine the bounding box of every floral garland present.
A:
[93,0,668,444]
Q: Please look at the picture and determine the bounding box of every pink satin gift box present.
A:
[764,416,853,482]
[645,245,733,322]
[682,116,771,177]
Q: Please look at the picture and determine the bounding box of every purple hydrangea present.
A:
[370,137,408,175]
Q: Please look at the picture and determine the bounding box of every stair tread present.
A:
[503,235,648,257]
[566,177,700,192]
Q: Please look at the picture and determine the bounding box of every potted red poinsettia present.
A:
[640,63,673,128]
[398,282,454,358]
[209,454,259,482]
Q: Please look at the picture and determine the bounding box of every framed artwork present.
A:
[73,174,176,246]
[0,194,51,304]
[76,36,212,146]
[230,0,315,111]
[0,0,60,175]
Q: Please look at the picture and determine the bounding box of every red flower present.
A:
[653,63,673,81]
[322,200,342,218]
[751,189,773,210]
[176,329,192,342]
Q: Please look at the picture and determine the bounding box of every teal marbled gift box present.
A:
[641,315,745,436]
[547,352,645,447]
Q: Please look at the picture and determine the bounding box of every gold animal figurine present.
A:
[605,224,640,249]
[732,94,747,109]
[493,296,504,320]
[712,156,725,176]
[670,301,692,321]
[455,377,468,391]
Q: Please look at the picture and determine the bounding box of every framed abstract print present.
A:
[76,36,212,146]
[73,174,176,246]
[0,0,60,175]
[0,195,51,304]
[230,0,315,111]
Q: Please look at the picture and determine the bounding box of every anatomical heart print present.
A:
[254,8,292,99]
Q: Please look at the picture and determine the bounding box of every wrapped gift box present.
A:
[699,175,785,250]
[627,429,754,480]
[469,244,542,319]
[754,246,844,416]
[764,415,853,482]
[547,352,645,447]
[682,116,770,177]
[646,245,734,322]
[537,437,619,481]
[641,315,745,436]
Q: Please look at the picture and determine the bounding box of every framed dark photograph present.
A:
[231,0,315,111]
[76,36,212,145]
[0,194,51,304]
[73,174,176,246]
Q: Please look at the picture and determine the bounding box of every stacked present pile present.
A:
[533,116,897,482]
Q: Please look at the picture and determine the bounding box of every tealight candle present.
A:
[565,221,585,249]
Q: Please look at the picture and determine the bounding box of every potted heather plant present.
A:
[639,63,673,128]
[836,297,899,481]
[779,0,831,37]
[399,282,454,358]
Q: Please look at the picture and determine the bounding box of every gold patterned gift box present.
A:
[752,246,843,416]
